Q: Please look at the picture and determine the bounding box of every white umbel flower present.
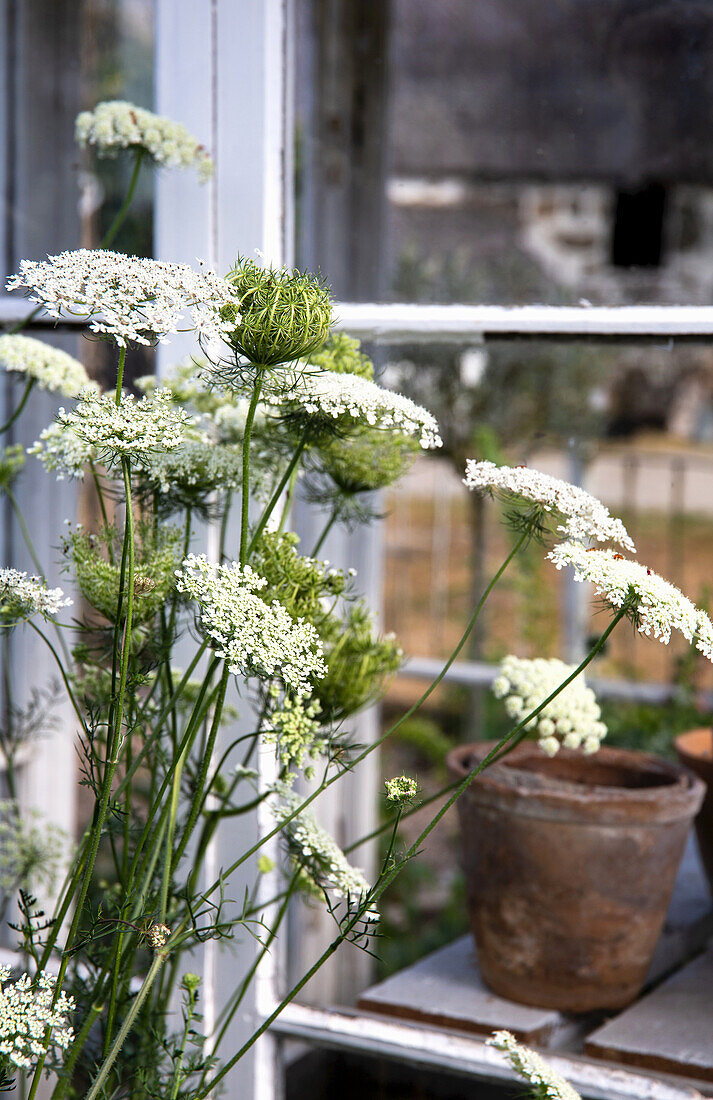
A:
[492,655,606,755]
[28,421,94,480]
[0,568,71,622]
[548,542,713,660]
[7,249,240,348]
[487,1031,581,1100]
[0,966,74,1072]
[75,100,213,181]
[57,388,189,465]
[175,554,326,694]
[0,334,96,398]
[263,368,442,450]
[464,460,635,551]
[271,784,371,903]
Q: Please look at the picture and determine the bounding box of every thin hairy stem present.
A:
[240,369,264,564]
[0,377,35,434]
[100,149,144,250]
[247,430,309,556]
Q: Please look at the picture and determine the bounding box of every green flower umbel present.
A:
[223,258,333,367]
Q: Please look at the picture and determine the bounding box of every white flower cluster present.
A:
[385,775,419,804]
[7,250,240,348]
[175,554,326,694]
[492,656,606,756]
[0,966,74,1072]
[0,568,71,622]
[271,785,372,903]
[487,1031,581,1100]
[57,388,189,465]
[0,803,66,896]
[264,694,325,776]
[264,368,442,450]
[0,334,96,398]
[464,461,635,551]
[28,421,94,480]
[75,100,213,181]
[548,542,713,661]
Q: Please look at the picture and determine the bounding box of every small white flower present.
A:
[0,335,96,397]
[0,568,71,623]
[75,100,213,181]
[464,460,635,551]
[175,554,326,694]
[487,1030,581,1100]
[0,966,74,1072]
[548,542,713,661]
[271,784,371,903]
[56,388,189,466]
[492,655,606,756]
[384,775,418,804]
[259,368,442,450]
[7,250,240,348]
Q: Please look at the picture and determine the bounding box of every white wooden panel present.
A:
[155,3,290,1097]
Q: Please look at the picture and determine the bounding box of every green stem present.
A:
[203,527,530,897]
[89,460,114,562]
[0,378,35,435]
[247,431,309,557]
[4,303,42,336]
[240,369,264,564]
[114,345,127,405]
[100,150,144,251]
[197,605,629,1097]
[311,507,337,558]
[84,947,167,1100]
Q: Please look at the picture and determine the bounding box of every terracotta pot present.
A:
[446,741,705,1013]
[674,728,713,898]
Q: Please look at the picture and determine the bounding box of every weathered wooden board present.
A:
[357,936,565,1044]
[586,947,713,1083]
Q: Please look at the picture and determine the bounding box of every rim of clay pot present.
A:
[674,727,713,767]
[446,741,705,825]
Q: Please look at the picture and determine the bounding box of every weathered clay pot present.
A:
[447,741,705,1012]
[674,728,713,898]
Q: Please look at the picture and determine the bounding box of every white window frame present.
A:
[3,2,712,1097]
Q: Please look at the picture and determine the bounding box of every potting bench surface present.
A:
[276,837,713,1100]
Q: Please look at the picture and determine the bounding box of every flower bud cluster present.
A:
[384,775,418,805]
[75,100,213,181]
[492,655,606,756]
[0,966,74,1072]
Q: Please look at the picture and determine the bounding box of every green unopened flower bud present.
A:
[181,972,201,993]
[257,855,275,874]
[304,333,374,380]
[0,444,25,492]
[224,257,333,367]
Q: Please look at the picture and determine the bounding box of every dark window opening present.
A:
[611,183,667,268]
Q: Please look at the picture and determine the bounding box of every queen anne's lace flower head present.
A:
[464,460,635,551]
[56,388,189,466]
[487,1031,581,1100]
[75,100,213,181]
[7,250,240,348]
[492,655,606,755]
[0,568,71,624]
[0,334,96,398]
[260,368,442,450]
[271,784,371,903]
[0,966,74,1072]
[175,554,326,694]
[548,542,713,660]
[0,803,66,897]
[263,694,325,777]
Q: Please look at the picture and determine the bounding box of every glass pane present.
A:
[296,0,713,306]
[375,337,713,691]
